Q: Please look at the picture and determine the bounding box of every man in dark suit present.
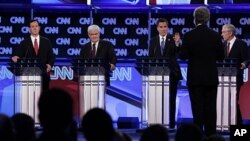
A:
[221,24,249,124]
[180,6,224,136]
[148,18,183,129]
[79,24,117,86]
[11,19,54,91]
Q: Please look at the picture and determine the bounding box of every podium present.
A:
[216,59,238,131]
[72,59,107,118]
[136,58,170,126]
[10,58,42,123]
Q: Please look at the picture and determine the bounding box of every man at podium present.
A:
[11,19,55,91]
[221,24,249,124]
[148,18,183,129]
[78,24,117,117]
[79,24,117,86]
[11,19,55,123]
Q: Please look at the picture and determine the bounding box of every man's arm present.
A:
[240,40,249,69]
[107,42,117,71]
[45,38,55,72]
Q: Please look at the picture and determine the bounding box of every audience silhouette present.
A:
[37,88,76,141]
[81,108,115,141]
[0,113,15,141]
[11,113,36,141]
[140,124,169,141]
[175,123,203,141]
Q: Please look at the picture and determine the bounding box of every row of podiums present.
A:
[11,58,237,131]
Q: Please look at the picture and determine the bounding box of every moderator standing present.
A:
[179,6,224,136]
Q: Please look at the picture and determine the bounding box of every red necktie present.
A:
[92,44,96,58]
[34,38,39,55]
[150,0,156,4]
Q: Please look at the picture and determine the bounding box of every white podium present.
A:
[216,59,238,131]
[11,59,42,123]
[73,59,106,118]
[137,59,170,126]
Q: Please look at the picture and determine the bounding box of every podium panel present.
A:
[216,59,238,132]
[72,59,107,118]
[10,59,43,124]
[217,76,237,131]
[142,75,170,125]
[137,58,170,126]
[79,75,105,118]
[15,75,42,123]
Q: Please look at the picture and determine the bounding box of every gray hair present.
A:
[87,24,100,33]
[193,6,210,25]
[223,24,236,35]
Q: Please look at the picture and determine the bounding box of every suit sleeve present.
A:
[12,40,27,58]
[216,34,225,61]
[107,42,117,65]
[46,39,55,67]
[240,40,249,67]
[148,39,155,57]
[179,34,189,60]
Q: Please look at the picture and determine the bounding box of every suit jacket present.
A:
[12,36,55,75]
[180,24,224,86]
[225,38,249,86]
[80,40,117,86]
[149,34,182,80]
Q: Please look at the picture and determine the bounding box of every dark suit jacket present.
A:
[180,24,224,86]
[79,40,117,86]
[149,35,182,80]
[226,38,249,86]
[12,36,55,75]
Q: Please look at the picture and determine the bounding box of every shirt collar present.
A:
[31,35,40,42]
[228,36,236,46]
[92,41,99,47]
[159,35,167,39]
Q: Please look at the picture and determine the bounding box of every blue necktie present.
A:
[161,37,165,55]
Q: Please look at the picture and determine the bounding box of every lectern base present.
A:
[142,75,170,125]
[15,76,42,123]
[217,76,237,131]
[79,75,105,118]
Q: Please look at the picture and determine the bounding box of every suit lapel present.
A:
[96,41,103,57]
[28,37,37,57]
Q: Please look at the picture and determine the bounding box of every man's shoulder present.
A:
[100,40,113,46]
[40,36,50,41]
[150,36,159,41]
[235,38,248,46]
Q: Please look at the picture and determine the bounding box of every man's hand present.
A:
[11,56,20,62]
[240,63,246,69]
[110,63,116,71]
[46,64,52,72]
[174,32,181,46]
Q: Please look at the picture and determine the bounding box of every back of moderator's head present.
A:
[193,6,210,25]
[81,108,114,141]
